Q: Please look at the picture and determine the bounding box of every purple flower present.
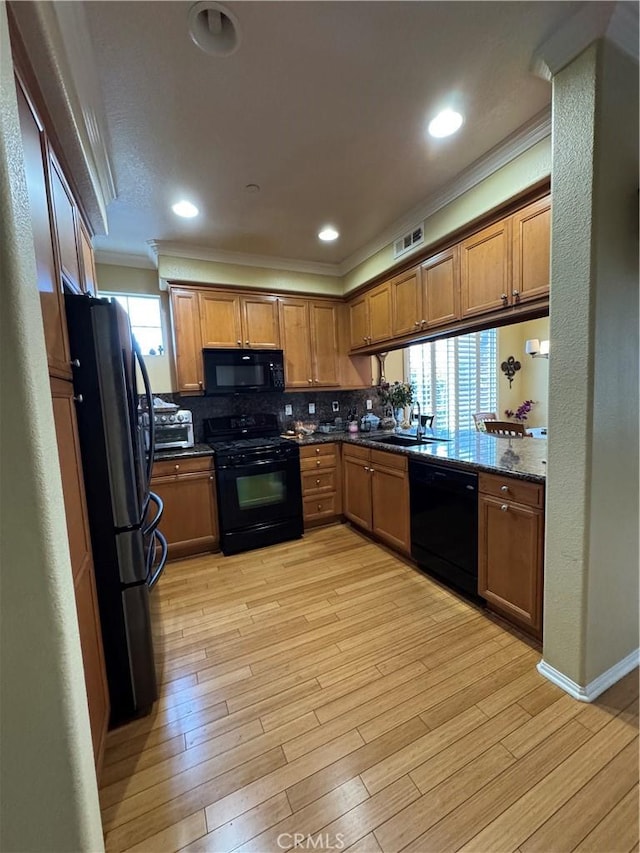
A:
[505,400,535,421]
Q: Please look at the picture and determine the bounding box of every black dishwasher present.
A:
[409,460,481,599]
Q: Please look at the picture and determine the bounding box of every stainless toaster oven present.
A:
[143,410,194,450]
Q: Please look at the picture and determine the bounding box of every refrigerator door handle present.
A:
[143,491,164,537]
[149,530,168,590]
[134,338,155,493]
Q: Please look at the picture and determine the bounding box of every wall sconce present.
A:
[525,338,550,359]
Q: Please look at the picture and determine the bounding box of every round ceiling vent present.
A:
[188,2,241,57]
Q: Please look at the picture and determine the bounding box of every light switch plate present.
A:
[308,402,316,414]
[366,399,373,410]
[332,401,339,412]
[285,404,292,416]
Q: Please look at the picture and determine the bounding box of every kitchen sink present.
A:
[369,435,434,447]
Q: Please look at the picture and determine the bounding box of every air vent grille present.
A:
[393,225,424,259]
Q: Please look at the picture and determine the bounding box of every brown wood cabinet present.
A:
[511,196,551,305]
[49,153,82,292]
[279,298,339,388]
[300,443,342,526]
[78,222,97,296]
[343,444,410,554]
[199,291,280,350]
[390,266,422,338]
[478,472,544,639]
[349,282,392,349]
[460,217,511,318]
[51,378,109,770]
[151,456,218,559]
[421,245,461,329]
[15,77,71,380]
[170,288,204,392]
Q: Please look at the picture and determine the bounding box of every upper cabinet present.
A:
[460,217,511,318]
[14,77,71,379]
[171,288,204,393]
[511,196,551,305]
[390,266,422,338]
[78,222,97,296]
[199,291,280,349]
[49,153,82,292]
[390,248,461,338]
[349,281,392,349]
[279,297,339,388]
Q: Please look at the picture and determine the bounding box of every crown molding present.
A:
[606,1,640,63]
[10,0,115,234]
[94,249,157,270]
[336,108,552,276]
[531,1,617,80]
[148,241,342,278]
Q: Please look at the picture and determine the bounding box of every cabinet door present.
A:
[368,283,392,344]
[279,298,313,388]
[49,153,81,291]
[349,295,370,350]
[199,291,243,348]
[478,494,544,637]
[242,295,280,348]
[371,463,410,554]
[310,301,339,386]
[343,455,372,530]
[78,221,97,296]
[460,218,511,318]
[151,472,218,560]
[391,267,421,338]
[171,289,204,393]
[511,196,551,305]
[51,377,109,769]
[422,245,461,329]
[15,80,71,379]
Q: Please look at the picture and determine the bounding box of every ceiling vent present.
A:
[188,2,241,57]
[393,225,424,259]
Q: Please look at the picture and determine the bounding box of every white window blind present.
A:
[100,292,165,357]
[407,329,497,431]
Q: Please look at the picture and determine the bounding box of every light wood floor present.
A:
[100,525,639,853]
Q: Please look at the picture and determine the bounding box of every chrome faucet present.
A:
[412,401,424,440]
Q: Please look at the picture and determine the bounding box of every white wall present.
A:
[498,318,550,427]
[0,4,104,848]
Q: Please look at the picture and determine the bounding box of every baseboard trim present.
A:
[537,648,640,702]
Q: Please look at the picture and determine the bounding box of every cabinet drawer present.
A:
[370,448,408,472]
[342,443,370,462]
[300,444,338,469]
[153,456,215,478]
[301,469,337,494]
[479,473,543,507]
[303,493,339,521]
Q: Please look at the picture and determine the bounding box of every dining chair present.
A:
[484,420,528,437]
[473,412,497,432]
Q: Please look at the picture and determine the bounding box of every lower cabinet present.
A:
[300,443,342,526]
[151,456,219,559]
[478,472,544,639]
[50,377,109,772]
[343,445,410,554]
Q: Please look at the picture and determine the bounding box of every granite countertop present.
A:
[154,431,546,483]
[289,428,547,483]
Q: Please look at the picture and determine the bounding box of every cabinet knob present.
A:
[237,340,242,346]
[501,504,508,512]
[198,380,203,389]
[421,320,426,326]
[70,358,81,368]
[174,464,180,471]
[209,475,214,481]
[501,293,508,304]
[316,478,321,485]
[316,460,321,466]
[512,290,520,302]
[364,466,370,471]
[315,448,320,453]
[308,378,313,383]
[317,503,322,511]
[73,394,83,404]
[500,484,509,492]
[363,337,368,342]
[414,321,420,326]
[370,468,375,473]
[245,340,250,345]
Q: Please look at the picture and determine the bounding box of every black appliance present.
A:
[65,294,167,725]
[205,413,303,555]
[409,459,480,599]
[203,348,285,395]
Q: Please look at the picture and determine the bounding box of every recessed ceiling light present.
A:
[428,109,463,138]
[318,226,339,242]
[172,200,199,218]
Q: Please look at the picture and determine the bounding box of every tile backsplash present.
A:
[150,389,389,441]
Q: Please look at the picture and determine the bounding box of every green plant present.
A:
[378,381,415,408]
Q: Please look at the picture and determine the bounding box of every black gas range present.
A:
[204,414,303,555]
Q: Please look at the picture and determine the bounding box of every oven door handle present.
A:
[218,457,295,473]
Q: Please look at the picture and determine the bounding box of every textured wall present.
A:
[0,4,104,849]
[543,40,639,688]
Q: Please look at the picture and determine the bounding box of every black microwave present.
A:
[203,348,285,395]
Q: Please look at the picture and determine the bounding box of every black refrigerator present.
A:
[65,293,167,726]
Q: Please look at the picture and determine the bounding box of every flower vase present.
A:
[394,408,405,430]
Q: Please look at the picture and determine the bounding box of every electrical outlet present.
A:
[285,404,292,416]
[332,401,339,412]
[366,399,373,410]
[308,402,316,415]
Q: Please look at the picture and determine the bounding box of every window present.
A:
[100,293,165,357]
[406,329,497,431]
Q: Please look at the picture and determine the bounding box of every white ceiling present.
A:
[82,1,585,268]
